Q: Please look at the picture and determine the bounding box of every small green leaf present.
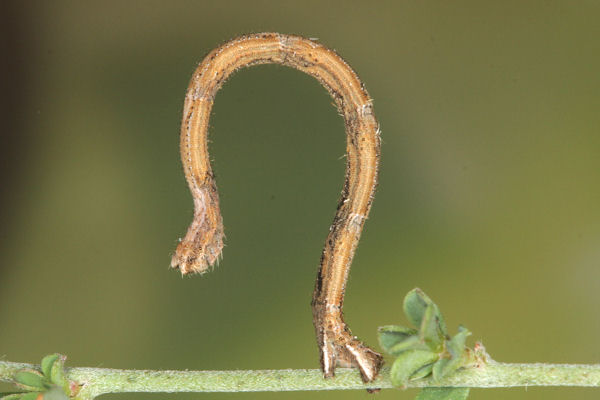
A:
[378,325,418,353]
[427,303,448,339]
[403,289,448,337]
[410,362,434,381]
[40,355,60,379]
[447,326,471,358]
[416,387,470,400]
[390,349,439,387]
[13,371,48,391]
[432,326,471,381]
[436,308,448,338]
[403,289,430,328]
[388,335,430,355]
[49,355,69,396]
[420,305,444,351]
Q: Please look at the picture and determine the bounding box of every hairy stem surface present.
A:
[2,361,600,398]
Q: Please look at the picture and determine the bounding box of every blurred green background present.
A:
[1,1,599,399]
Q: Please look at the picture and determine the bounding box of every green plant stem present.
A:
[2,361,600,399]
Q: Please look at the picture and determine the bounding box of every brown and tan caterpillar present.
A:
[171,33,383,382]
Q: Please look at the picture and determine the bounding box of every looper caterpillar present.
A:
[171,33,383,382]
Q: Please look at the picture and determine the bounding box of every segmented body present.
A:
[171,33,383,382]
